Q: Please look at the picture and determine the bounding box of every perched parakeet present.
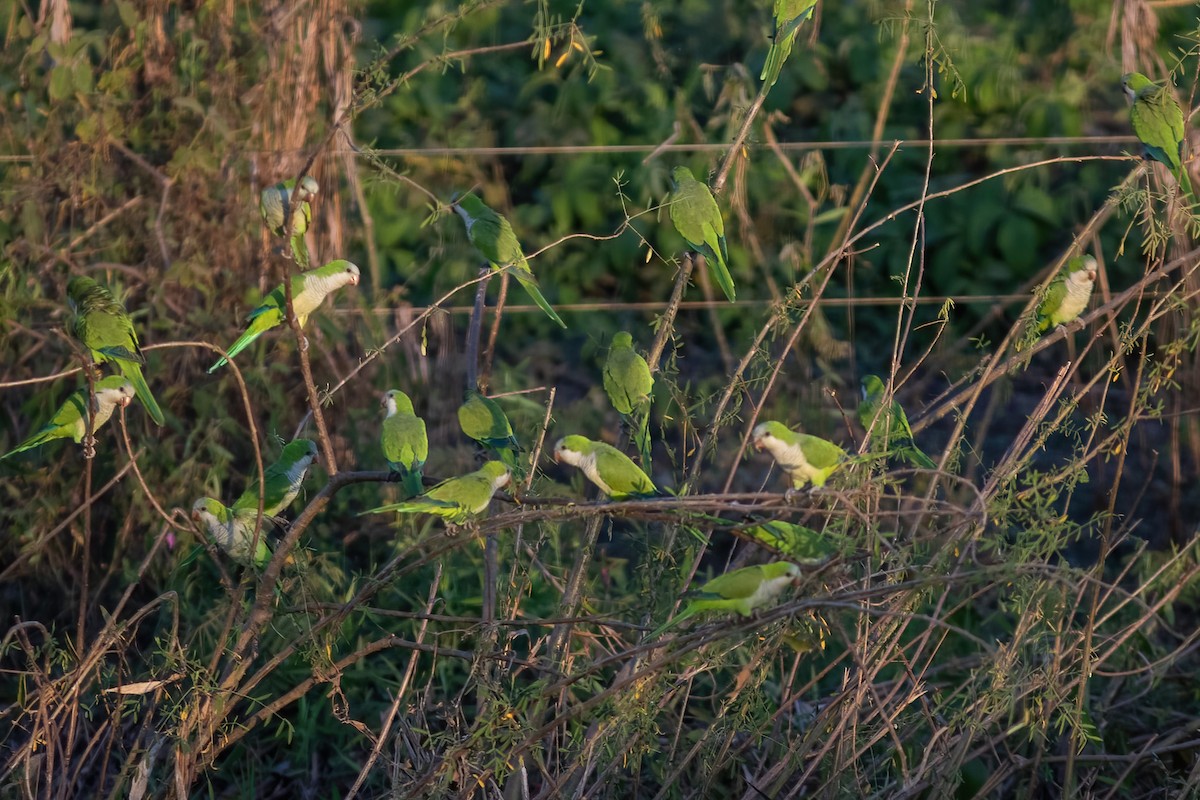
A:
[191,497,272,568]
[760,0,818,90]
[743,520,836,565]
[603,331,654,466]
[458,390,522,475]
[380,389,428,497]
[751,421,844,489]
[857,375,935,470]
[208,259,360,372]
[650,561,802,638]
[1122,72,1194,205]
[553,435,659,500]
[232,438,319,518]
[363,461,511,525]
[67,276,165,426]
[260,176,319,267]
[668,166,736,303]
[1,377,134,460]
[1035,255,1097,333]
[451,191,566,328]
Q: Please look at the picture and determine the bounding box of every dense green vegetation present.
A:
[3,0,1200,796]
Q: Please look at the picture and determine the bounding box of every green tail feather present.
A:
[290,234,310,268]
[401,469,424,499]
[1,431,53,460]
[124,363,164,425]
[632,409,653,470]
[648,607,698,640]
[704,249,736,302]
[760,44,788,89]
[513,274,566,328]
[208,329,263,373]
[904,445,937,470]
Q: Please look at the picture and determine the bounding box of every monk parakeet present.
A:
[553,435,659,500]
[1035,254,1097,334]
[208,259,360,372]
[1122,72,1194,205]
[260,176,319,267]
[380,389,428,497]
[66,276,164,426]
[232,438,319,518]
[458,390,522,476]
[363,461,511,525]
[451,191,566,328]
[668,166,735,303]
[743,520,836,565]
[751,421,844,489]
[761,0,817,90]
[857,375,935,469]
[603,331,654,466]
[650,561,801,638]
[1,377,134,460]
[191,497,271,568]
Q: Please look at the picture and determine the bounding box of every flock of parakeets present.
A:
[1,63,1191,631]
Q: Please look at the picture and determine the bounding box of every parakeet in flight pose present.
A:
[363,461,511,525]
[380,389,428,497]
[857,375,936,470]
[260,176,319,266]
[1122,72,1194,205]
[553,435,659,500]
[207,259,360,372]
[668,166,736,303]
[760,0,818,90]
[67,276,165,426]
[751,421,845,489]
[1,377,134,460]
[650,561,802,638]
[1034,254,1097,335]
[232,438,319,518]
[743,520,836,565]
[452,191,566,328]
[191,497,271,568]
[603,331,654,467]
[458,390,523,476]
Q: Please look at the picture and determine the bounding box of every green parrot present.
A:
[260,175,319,267]
[67,276,165,426]
[743,520,836,565]
[668,166,736,303]
[457,390,522,476]
[191,497,271,568]
[1034,254,1098,334]
[451,191,566,328]
[760,0,818,90]
[208,259,360,372]
[553,435,659,500]
[380,389,428,497]
[603,331,654,467]
[1122,72,1195,205]
[751,421,845,489]
[363,461,511,525]
[232,438,319,518]
[857,375,936,470]
[650,561,802,638]
[1,376,134,460]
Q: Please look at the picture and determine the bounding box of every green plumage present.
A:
[668,166,736,302]
[260,176,319,267]
[744,520,836,564]
[752,420,844,489]
[453,192,567,328]
[380,389,428,497]
[192,497,271,568]
[603,331,654,467]
[363,461,511,525]
[67,276,164,426]
[1,376,134,460]
[761,0,817,90]
[208,259,360,372]
[650,561,801,638]
[857,375,935,469]
[458,390,523,476]
[1122,72,1195,206]
[553,435,659,500]
[1035,255,1097,333]
[232,439,319,518]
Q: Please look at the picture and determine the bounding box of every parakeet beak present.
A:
[118,394,133,408]
[190,509,201,522]
[1086,267,1097,282]
[348,272,360,286]
[379,394,389,409]
[552,448,563,463]
[751,435,764,452]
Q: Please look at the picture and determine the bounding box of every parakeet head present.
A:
[669,166,694,187]
[381,389,414,416]
[191,497,227,525]
[66,275,100,310]
[451,191,486,218]
[1065,254,1098,284]
[1121,72,1152,100]
[295,175,319,201]
[553,435,592,465]
[611,331,634,348]
[280,438,319,464]
[861,374,887,401]
[312,259,360,287]
[94,377,136,411]
[478,460,511,488]
[751,421,791,451]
